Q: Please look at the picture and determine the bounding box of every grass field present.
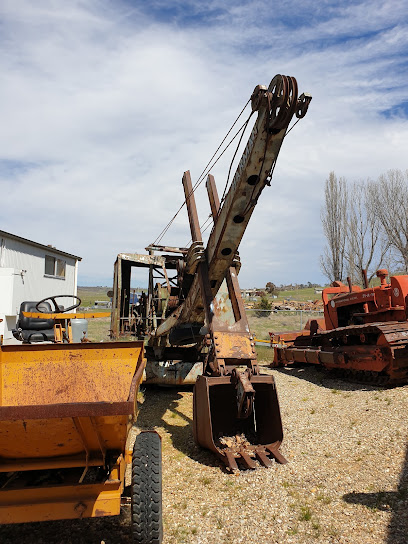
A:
[270,287,321,302]
[248,310,321,340]
[77,286,111,308]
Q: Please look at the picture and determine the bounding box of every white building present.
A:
[0,230,81,344]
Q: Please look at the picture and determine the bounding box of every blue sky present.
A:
[0,0,407,287]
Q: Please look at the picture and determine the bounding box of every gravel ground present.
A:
[0,363,407,544]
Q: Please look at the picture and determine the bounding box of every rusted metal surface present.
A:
[153,75,312,332]
[145,244,188,254]
[0,338,146,525]
[109,74,311,469]
[193,374,286,472]
[181,161,287,470]
[232,368,255,419]
[270,270,408,384]
[0,342,144,461]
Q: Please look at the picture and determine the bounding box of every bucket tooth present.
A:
[266,445,288,465]
[239,451,257,470]
[255,449,273,468]
[224,450,239,472]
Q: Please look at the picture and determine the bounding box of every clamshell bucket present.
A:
[193,374,286,471]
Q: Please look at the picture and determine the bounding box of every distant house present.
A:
[0,230,81,344]
[241,288,258,298]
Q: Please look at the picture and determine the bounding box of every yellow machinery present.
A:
[0,298,162,543]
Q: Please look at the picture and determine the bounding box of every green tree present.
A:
[255,295,272,317]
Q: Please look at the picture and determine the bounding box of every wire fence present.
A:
[246,309,323,340]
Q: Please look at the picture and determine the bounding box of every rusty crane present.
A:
[111,74,312,470]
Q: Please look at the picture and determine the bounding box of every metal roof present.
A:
[0,230,82,261]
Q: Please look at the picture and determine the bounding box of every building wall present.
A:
[0,235,78,343]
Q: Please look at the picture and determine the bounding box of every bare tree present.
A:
[320,172,348,282]
[346,180,389,284]
[368,169,408,272]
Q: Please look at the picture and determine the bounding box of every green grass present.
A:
[77,286,111,308]
[86,316,111,342]
[248,310,320,340]
[299,505,312,521]
[273,287,322,302]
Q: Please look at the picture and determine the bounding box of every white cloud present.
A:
[0,0,407,288]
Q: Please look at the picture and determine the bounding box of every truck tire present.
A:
[131,431,163,544]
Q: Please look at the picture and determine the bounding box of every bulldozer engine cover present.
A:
[193,374,286,471]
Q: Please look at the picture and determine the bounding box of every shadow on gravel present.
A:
[0,507,133,544]
[137,385,220,469]
[273,363,387,392]
[343,443,408,544]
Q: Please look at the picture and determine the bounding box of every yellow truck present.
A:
[0,295,162,543]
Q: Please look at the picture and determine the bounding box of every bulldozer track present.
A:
[315,321,408,386]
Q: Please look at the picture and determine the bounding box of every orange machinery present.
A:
[270,270,408,385]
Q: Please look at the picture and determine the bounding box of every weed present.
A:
[287,528,298,535]
[170,526,189,542]
[312,519,321,537]
[331,389,339,394]
[299,505,312,521]
[310,408,316,414]
[191,528,198,535]
[316,494,331,504]
[288,490,299,498]
[282,481,290,488]
[328,525,340,537]
[216,517,224,529]
[199,476,212,486]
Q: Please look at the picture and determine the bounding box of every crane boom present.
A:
[154,75,311,335]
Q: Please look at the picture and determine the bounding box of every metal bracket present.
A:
[231,368,255,419]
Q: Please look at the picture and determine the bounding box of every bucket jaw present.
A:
[193,372,287,472]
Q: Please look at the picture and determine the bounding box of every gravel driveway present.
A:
[1,363,407,544]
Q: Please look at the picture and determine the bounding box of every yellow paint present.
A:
[0,342,143,406]
[23,312,111,319]
[215,333,254,359]
[0,478,122,523]
[0,343,144,524]
[0,342,144,465]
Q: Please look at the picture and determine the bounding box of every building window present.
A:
[45,255,66,278]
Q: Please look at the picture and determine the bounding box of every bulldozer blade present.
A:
[193,374,285,471]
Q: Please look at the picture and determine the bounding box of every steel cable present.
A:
[152,99,251,246]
